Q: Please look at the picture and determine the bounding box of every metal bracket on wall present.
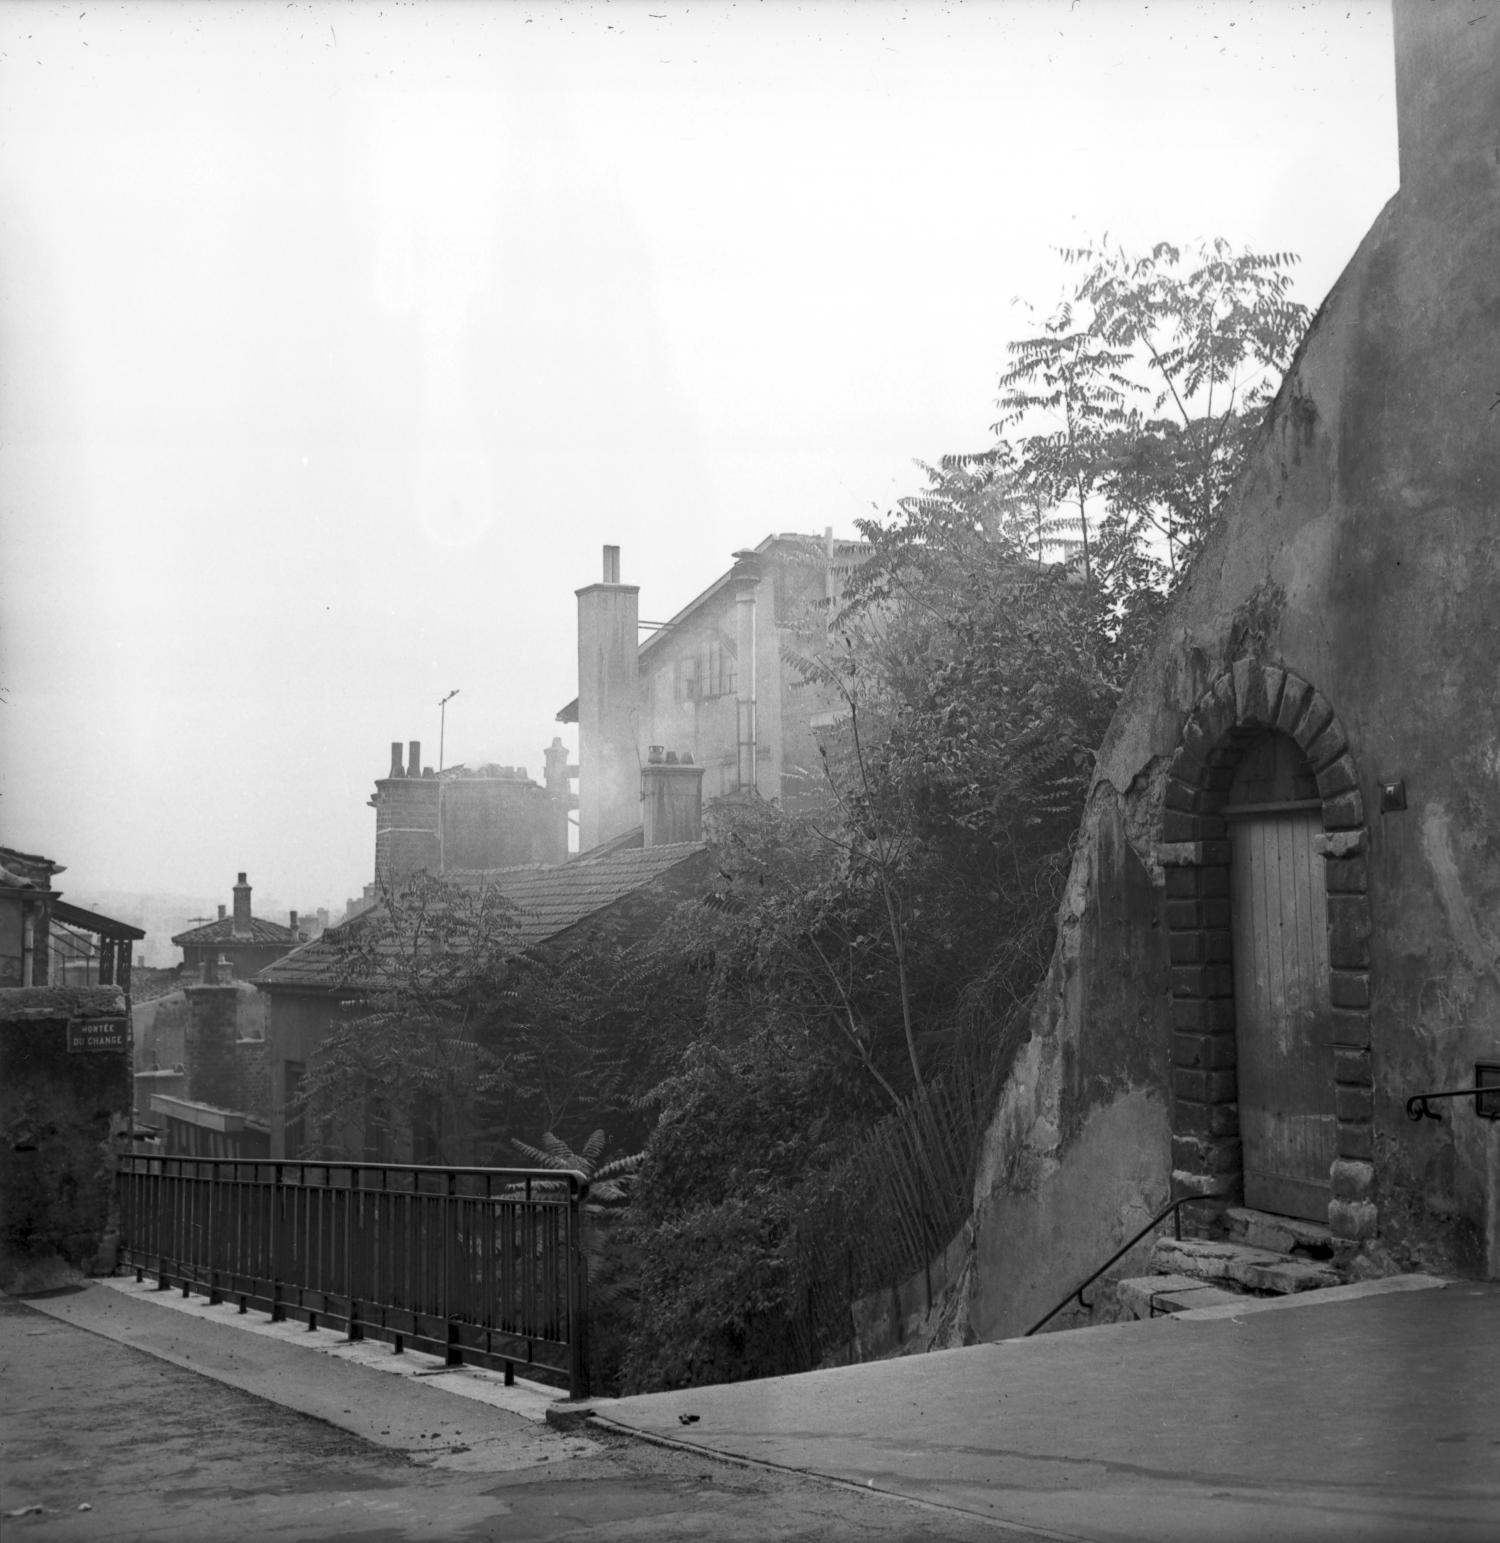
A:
[1405,1063,1500,1122]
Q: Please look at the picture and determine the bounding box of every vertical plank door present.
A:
[1230,809,1336,1221]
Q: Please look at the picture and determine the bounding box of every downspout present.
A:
[21,901,36,986]
[732,550,762,794]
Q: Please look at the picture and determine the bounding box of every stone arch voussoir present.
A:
[1159,662,1375,1243]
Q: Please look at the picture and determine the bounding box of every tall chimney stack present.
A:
[1393,0,1500,206]
[576,544,641,851]
[232,873,252,937]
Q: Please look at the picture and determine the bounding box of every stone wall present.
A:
[0,988,131,1291]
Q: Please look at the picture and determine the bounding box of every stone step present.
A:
[1150,1237,1341,1295]
[1116,1275,1244,1320]
[1222,1207,1333,1258]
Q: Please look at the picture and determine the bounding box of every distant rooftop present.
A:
[253,840,706,992]
[171,915,299,949]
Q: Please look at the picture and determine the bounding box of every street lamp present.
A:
[438,689,460,773]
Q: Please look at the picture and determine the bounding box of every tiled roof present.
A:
[171,916,300,948]
[253,843,706,992]
[0,985,127,1023]
[453,841,706,944]
[52,899,146,941]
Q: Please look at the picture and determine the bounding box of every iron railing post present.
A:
[269,1162,285,1322]
[568,1176,589,1400]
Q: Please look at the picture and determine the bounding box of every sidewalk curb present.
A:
[581,1410,1091,1542]
[11,1278,599,1470]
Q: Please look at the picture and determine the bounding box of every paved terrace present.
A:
[585,1275,1498,1543]
[7,1272,1497,1541]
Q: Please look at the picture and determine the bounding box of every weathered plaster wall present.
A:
[969,801,1173,1338]
[967,4,1500,1334]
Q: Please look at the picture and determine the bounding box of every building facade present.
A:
[0,846,143,1289]
[369,738,568,890]
[560,533,863,852]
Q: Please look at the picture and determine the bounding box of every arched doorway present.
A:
[1224,732,1336,1221]
[1161,663,1377,1243]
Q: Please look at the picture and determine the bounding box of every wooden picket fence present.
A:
[790,1053,998,1366]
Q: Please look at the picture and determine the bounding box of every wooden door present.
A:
[1230,808,1336,1221]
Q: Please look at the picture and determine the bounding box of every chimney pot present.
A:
[289,910,299,934]
[390,741,404,777]
[648,745,665,765]
[409,740,421,780]
[237,871,247,885]
[641,761,706,846]
[603,544,621,584]
[218,904,226,920]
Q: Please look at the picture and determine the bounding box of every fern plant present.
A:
[511,1129,641,1202]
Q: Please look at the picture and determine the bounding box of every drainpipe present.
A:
[731,551,762,794]
[21,902,36,986]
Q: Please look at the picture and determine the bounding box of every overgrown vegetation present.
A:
[305,238,1310,1394]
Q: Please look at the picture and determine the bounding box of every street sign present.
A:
[66,1017,129,1053]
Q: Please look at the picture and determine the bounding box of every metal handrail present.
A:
[1023,1190,1233,1337]
[1406,1087,1500,1122]
[117,1156,592,1397]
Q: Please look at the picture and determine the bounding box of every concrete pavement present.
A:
[586,1276,1500,1543]
[5,1271,1497,1541]
[0,1284,1036,1542]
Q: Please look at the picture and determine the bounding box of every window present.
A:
[706,636,737,697]
[283,1061,306,1159]
[675,652,700,703]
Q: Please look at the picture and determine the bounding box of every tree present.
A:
[294,876,524,1164]
[994,237,1310,665]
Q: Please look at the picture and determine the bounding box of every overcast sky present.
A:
[0,0,1397,925]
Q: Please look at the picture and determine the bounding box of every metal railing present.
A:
[117,1156,591,1398]
[1023,1190,1232,1337]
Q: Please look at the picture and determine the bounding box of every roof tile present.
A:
[253,843,705,990]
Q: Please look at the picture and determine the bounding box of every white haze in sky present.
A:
[0,0,1397,931]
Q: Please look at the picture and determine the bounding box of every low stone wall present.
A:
[827,1224,977,1366]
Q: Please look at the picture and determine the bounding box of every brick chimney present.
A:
[232,872,252,937]
[576,544,641,851]
[372,736,441,888]
[642,753,705,846]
